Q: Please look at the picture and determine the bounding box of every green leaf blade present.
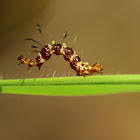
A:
[1,74,140,96]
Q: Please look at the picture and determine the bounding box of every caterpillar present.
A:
[18,24,103,76]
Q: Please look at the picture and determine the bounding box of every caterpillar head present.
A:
[17,55,27,64]
[17,55,24,60]
[92,63,103,75]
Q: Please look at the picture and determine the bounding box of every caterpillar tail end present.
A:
[92,63,104,75]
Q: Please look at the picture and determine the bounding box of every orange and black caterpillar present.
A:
[18,24,103,76]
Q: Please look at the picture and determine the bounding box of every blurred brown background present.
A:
[0,0,140,139]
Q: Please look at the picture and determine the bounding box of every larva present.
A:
[18,24,103,76]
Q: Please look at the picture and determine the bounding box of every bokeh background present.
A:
[0,0,140,139]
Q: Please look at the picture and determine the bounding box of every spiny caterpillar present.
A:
[18,24,103,76]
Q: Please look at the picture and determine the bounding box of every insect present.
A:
[17,24,103,76]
